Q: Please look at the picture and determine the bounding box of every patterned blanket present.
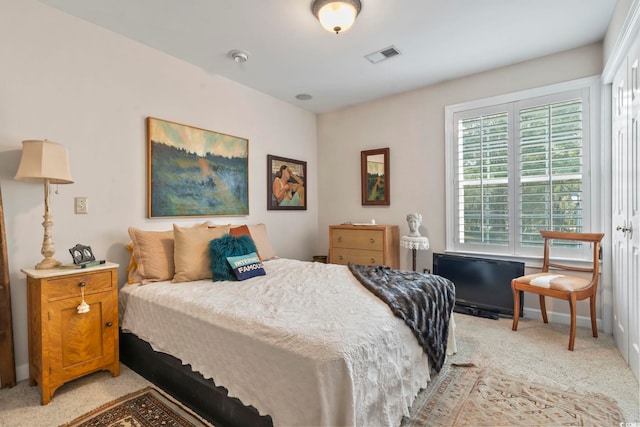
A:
[348,263,455,372]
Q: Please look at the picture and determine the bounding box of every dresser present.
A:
[22,262,120,404]
[329,224,399,269]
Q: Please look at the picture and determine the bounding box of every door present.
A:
[612,34,640,381]
[48,291,115,387]
[627,36,640,380]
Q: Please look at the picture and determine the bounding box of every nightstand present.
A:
[22,262,120,404]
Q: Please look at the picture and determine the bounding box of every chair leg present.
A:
[568,294,577,351]
[590,295,598,338]
[539,295,548,323]
[512,286,520,331]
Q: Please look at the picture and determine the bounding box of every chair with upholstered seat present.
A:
[511,230,604,351]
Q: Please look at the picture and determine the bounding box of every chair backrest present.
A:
[539,231,604,281]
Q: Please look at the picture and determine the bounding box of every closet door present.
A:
[612,55,629,367]
[627,36,639,380]
[612,35,640,381]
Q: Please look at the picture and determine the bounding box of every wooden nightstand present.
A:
[22,262,120,404]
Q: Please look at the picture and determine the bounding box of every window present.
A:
[445,78,599,260]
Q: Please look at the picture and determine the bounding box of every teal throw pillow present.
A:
[209,234,258,281]
[226,252,266,281]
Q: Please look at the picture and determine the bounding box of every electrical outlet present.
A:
[75,197,88,214]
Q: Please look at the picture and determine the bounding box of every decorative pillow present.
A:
[128,227,175,285]
[247,223,277,261]
[209,234,259,281]
[230,225,261,260]
[226,252,266,281]
[125,241,143,284]
[173,224,231,283]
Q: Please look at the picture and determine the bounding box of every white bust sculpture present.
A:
[406,213,422,237]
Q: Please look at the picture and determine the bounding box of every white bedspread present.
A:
[119,258,456,426]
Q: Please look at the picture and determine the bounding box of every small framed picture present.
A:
[69,244,95,265]
[267,155,307,210]
[361,148,390,206]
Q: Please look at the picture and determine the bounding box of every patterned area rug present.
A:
[60,386,213,427]
[403,364,625,426]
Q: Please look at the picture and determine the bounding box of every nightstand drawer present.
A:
[47,271,113,302]
[330,229,384,251]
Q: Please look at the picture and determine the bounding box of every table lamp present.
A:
[15,140,73,269]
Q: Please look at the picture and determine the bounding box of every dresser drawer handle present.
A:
[105,322,113,327]
[369,238,375,244]
[338,255,344,261]
[78,281,86,288]
[370,258,375,264]
[338,236,343,242]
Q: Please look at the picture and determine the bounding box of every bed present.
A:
[119,223,456,427]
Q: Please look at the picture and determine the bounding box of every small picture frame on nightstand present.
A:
[69,244,95,265]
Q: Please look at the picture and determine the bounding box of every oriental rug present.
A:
[60,386,213,427]
[402,364,625,426]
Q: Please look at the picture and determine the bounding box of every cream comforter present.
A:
[119,258,456,426]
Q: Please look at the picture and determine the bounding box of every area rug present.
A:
[402,364,625,426]
[60,386,213,427]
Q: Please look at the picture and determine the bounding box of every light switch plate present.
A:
[75,197,88,214]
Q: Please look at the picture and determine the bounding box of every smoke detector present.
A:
[228,50,249,63]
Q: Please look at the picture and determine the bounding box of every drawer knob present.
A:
[338,236,343,242]
[369,238,375,244]
[370,258,375,264]
[338,255,343,261]
[106,322,113,327]
[78,281,86,288]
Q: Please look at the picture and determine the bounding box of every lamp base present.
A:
[35,257,61,270]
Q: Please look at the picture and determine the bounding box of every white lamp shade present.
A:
[313,0,361,34]
[15,140,73,184]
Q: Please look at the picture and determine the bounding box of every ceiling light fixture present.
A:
[312,0,361,34]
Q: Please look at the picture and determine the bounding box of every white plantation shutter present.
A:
[456,110,510,247]
[448,84,592,258]
[518,97,584,249]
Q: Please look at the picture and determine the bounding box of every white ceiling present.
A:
[37,0,616,114]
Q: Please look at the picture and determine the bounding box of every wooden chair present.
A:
[511,230,604,351]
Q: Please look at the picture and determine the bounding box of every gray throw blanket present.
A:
[348,263,455,373]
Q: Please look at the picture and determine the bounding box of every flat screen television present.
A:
[432,253,524,319]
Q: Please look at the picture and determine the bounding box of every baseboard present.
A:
[522,307,602,331]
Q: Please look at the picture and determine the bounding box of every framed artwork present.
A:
[267,155,307,210]
[147,117,249,217]
[361,148,390,206]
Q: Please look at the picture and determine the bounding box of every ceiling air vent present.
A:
[365,46,401,64]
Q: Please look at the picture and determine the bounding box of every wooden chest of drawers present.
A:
[22,263,120,404]
[329,225,399,269]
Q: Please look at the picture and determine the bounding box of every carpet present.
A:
[403,364,625,427]
[60,386,213,427]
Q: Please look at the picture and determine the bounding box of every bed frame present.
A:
[119,330,272,427]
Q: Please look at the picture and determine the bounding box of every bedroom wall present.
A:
[316,43,605,322]
[0,1,317,382]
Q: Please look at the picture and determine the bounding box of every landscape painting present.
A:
[361,148,390,205]
[147,117,249,217]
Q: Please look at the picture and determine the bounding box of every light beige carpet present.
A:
[0,314,637,426]
[60,386,212,427]
[403,364,624,426]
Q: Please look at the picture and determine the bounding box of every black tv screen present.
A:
[432,253,524,318]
